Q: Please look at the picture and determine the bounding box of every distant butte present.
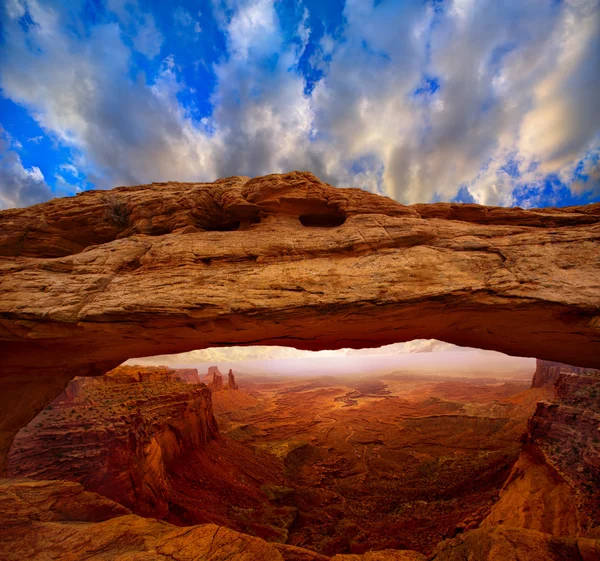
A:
[0,170,599,472]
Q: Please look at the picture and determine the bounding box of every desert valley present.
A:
[4,353,600,560]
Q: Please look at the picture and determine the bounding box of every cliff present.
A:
[531,359,599,388]
[482,363,600,536]
[6,366,299,541]
[173,368,202,384]
[7,366,218,518]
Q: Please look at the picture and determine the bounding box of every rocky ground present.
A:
[0,479,594,561]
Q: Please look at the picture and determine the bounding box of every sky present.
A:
[126,340,536,379]
[0,0,599,210]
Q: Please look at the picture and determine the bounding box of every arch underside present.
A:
[1,171,599,470]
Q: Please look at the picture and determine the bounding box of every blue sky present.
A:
[0,0,598,209]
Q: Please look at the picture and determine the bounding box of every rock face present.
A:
[173,368,202,384]
[1,479,596,561]
[7,366,219,518]
[228,369,239,390]
[6,366,298,541]
[203,366,225,392]
[531,359,598,388]
[0,170,599,469]
[210,372,224,392]
[430,526,596,561]
[483,363,600,537]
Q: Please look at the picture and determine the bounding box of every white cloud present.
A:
[0,0,598,209]
[59,163,79,176]
[173,6,193,27]
[0,128,52,209]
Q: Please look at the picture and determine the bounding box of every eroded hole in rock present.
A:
[202,220,241,232]
[7,341,598,558]
[299,213,347,227]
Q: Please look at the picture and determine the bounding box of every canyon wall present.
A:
[483,362,600,537]
[7,366,219,518]
[0,170,599,469]
[532,359,599,388]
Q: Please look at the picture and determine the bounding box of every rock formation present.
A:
[173,368,202,384]
[203,366,225,392]
[6,366,298,540]
[483,362,600,537]
[430,526,595,561]
[210,373,224,392]
[0,171,599,470]
[1,479,595,561]
[531,359,599,388]
[228,369,239,390]
[7,366,219,518]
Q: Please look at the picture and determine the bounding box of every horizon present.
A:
[1,0,599,209]
[126,340,536,379]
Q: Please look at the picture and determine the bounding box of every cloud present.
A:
[107,0,164,58]
[173,6,193,27]
[126,339,469,366]
[0,127,52,209]
[0,0,218,190]
[0,0,598,209]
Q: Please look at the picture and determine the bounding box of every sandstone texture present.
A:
[7,366,298,541]
[7,366,218,518]
[1,171,599,469]
[483,363,600,537]
[2,479,596,561]
[430,526,599,561]
[0,479,413,561]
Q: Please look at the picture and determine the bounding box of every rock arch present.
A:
[1,170,599,471]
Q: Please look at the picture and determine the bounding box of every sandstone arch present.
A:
[1,171,599,470]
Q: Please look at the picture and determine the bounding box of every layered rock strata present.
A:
[483,363,600,537]
[1,171,599,469]
[7,366,218,518]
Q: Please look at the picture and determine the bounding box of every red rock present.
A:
[173,368,202,384]
[0,170,599,469]
[484,363,600,537]
[7,367,219,518]
[430,526,596,561]
[228,369,239,390]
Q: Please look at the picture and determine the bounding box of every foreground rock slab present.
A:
[0,479,408,561]
[1,479,596,561]
[430,526,598,561]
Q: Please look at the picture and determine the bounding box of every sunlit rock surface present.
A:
[483,362,600,537]
[1,171,599,470]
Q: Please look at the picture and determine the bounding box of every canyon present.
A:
[0,171,599,559]
[4,359,600,560]
[7,365,296,541]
